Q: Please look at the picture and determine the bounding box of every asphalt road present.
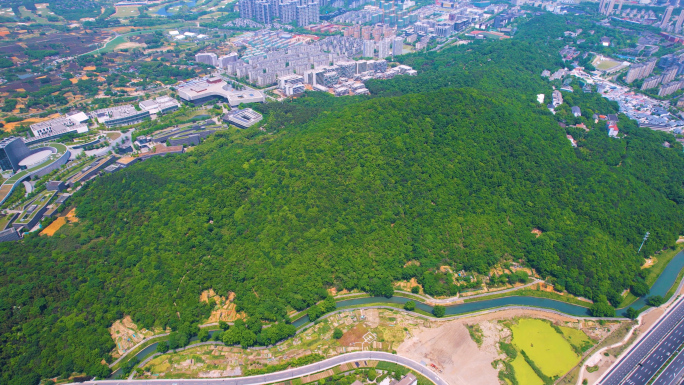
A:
[621,319,684,385]
[654,348,684,385]
[75,352,448,385]
[600,296,684,385]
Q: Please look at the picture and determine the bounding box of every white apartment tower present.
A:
[392,37,403,56]
[363,40,375,58]
[195,53,218,67]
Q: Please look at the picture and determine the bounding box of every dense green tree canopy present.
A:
[1,12,684,385]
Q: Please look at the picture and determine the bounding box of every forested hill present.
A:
[2,12,684,385]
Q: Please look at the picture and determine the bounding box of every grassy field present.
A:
[113,6,140,17]
[558,325,594,353]
[511,355,544,385]
[511,319,580,378]
[0,213,15,230]
[620,245,684,307]
[594,58,622,71]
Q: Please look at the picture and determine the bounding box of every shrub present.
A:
[432,305,445,318]
[647,295,665,307]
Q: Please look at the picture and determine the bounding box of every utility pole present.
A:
[638,231,650,253]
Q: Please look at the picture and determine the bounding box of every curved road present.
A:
[76,352,447,385]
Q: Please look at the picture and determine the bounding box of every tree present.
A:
[625,307,639,320]
[630,279,650,297]
[367,369,377,381]
[515,270,529,283]
[308,305,323,321]
[321,296,337,313]
[403,300,416,311]
[411,286,420,294]
[333,328,343,339]
[433,305,446,318]
[369,277,394,298]
[240,329,257,348]
[198,328,210,342]
[647,295,665,307]
[167,333,179,350]
[156,341,169,353]
[219,320,230,330]
[589,299,615,317]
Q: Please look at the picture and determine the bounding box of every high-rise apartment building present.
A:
[625,58,656,83]
[676,9,684,33]
[352,25,361,39]
[641,75,661,90]
[378,39,390,59]
[255,1,271,23]
[219,53,239,68]
[195,53,218,67]
[363,40,375,58]
[239,0,254,18]
[372,26,383,42]
[361,26,372,40]
[392,37,403,56]
[661,6,674,29]
[279,0,297,23]
[240,0,318,26]
[662,66,678,84]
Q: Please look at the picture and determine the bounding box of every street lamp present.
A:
[638,231,650,253]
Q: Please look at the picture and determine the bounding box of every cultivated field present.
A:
[510,319,583,380]
[511,355,544,385]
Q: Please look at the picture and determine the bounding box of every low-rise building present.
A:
[552,90,563,107]
[91,105,150,128]
[0,137,30,172]
[46,181,67,192]
[139,96,181,115]
[607,122,619,138]
[29,111,89,141]
[223,108,263,129]
[177,77,265,106]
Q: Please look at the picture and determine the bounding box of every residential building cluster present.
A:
[238,0,320,27]
[613,5,684,33]
[274,62,415,97]
[195,34,412,87]
[625,58,656,84]
[333,2,418,28]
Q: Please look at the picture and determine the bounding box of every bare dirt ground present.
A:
[397,309,579,385]
[109,315,155,357]
[115,42,146,51]
[642,257,657,269]
[398,320,503,385]
[200,289,244,323]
